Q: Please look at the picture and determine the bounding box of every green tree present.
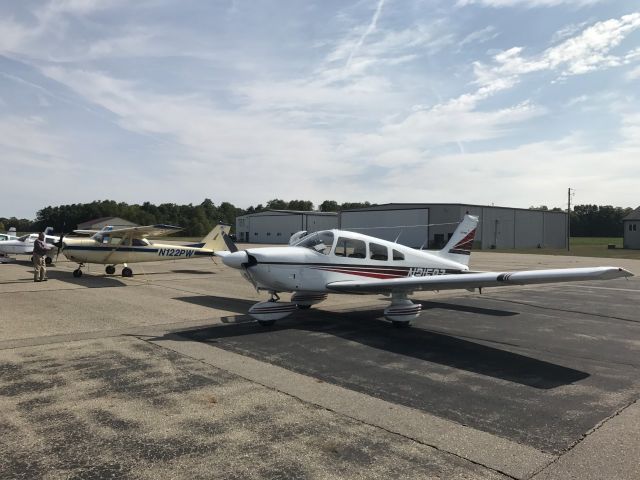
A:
[287,200,313,211]
[319,200,339,212]
[266,199,288,210]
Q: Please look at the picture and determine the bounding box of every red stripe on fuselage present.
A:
[312,266,406,279]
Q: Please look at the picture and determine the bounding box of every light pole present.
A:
[567,187,574,251]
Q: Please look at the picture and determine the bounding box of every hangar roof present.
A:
[340,203,566,214]
[622,207,640,221]
[238,209,338,218]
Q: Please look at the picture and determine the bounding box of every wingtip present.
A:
[619,267,634,277]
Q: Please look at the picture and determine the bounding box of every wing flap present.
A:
[326,267,633,294]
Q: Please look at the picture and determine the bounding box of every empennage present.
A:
[435,214,478,266]
[200,224,232,251]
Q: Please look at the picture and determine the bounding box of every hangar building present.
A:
[623,207,640,249]
[236,210,338,244]
[77,217,138,230]
[340,203,567,250]
[236,204,567,249]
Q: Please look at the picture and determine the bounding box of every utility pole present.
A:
[567,187,574,251]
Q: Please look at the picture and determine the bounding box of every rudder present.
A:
[437,214,478,266]
[201,224,232,251]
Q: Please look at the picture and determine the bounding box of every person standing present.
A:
[33,232,50,282]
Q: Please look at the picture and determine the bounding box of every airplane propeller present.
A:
[54,227,72,262]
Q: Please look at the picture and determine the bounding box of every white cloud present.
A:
[340,99,545,167]
[456,0,604,8]
[378,134,640,208]
[459,25,499,48]
[0,115,71,168]
[626,64,640,80]
[473,12,640,93]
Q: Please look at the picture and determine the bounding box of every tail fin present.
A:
[437,214,478,266]
[201,224,232,251]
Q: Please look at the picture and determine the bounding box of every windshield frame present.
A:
[295,230,335,255]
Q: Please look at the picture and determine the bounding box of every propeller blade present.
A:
[55,232,66,261]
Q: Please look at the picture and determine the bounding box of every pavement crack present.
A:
[526,397,640,479]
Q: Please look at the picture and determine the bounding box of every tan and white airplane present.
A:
[57,224,230,277]
[216,215,633,327]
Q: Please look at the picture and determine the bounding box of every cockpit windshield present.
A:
[18,235,30,242]
[296,231,334,255]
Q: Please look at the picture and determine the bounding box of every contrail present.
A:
[346,0,385,68]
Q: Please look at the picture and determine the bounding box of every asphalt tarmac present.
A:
[0,250,638,479]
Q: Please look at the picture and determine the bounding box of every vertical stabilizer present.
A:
[201,224,232,251]
[437,214,479,266]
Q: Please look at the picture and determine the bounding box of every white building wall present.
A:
[624,221,640,249]
[305,214,338,232]
[479,208,516,249]
[236,211,338,244]
[515,210,544,248]
[543,213,568,248]
[341,208,429,248]
[251,214,304,243]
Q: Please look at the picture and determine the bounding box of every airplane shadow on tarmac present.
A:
[34,268,128,287]
[160,297,589,390]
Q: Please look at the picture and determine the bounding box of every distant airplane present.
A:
[56,224,230,277]
[0,228,59,265]
[216,215,634,327]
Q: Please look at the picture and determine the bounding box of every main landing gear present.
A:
[384,293,422,328]
[73,264,84,278]
[104,264,132,277]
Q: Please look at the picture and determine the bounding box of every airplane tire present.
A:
[392,320,411,328]
[45,257,52,265]
[122,267,133,278]
[105,265,116,275]
[73,269,82,278]
[257,319,276,327]
[297,304,312,310]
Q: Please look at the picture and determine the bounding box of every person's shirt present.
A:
[33,238,49,256]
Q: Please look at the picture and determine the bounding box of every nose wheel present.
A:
[73,268,83,278]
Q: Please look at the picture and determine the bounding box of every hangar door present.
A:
[341,209,429,248]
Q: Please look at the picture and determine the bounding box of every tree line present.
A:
[0,199,374,236]
[1,200,633,237]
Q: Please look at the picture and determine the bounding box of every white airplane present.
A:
[0,228,59,265]
[0,227,17,241]
[216,214,634,327]
[57,223,230,278]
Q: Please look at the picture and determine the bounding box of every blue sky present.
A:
[1,0,639,218]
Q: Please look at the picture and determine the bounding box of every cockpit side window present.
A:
[132,238,149,247]
[335,237,366,259]
[392,249,405,261]
[18,235,30,242]
[297,231,334,255]
[370,243,388,261]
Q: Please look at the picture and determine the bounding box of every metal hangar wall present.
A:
[339,203,567,250]
[235,210,338,244]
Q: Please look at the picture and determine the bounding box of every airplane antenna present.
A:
[393,229,403,243]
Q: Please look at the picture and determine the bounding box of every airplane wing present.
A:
[326,267,633,294]
[75,224,183,238]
